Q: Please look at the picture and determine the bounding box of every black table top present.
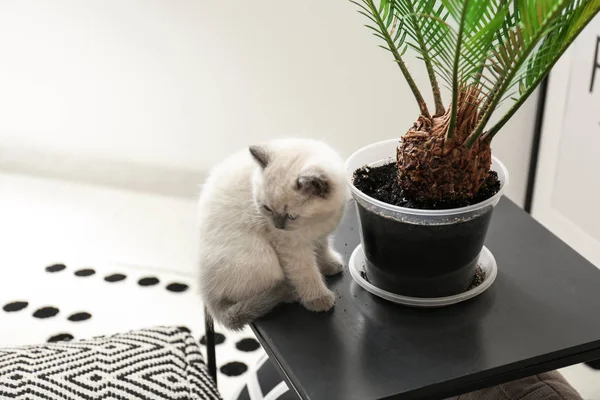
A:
[252,198,600,400]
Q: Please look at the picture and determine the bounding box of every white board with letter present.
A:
[532,16,600,268]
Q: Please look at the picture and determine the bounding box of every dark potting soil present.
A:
[353,162,500,210]
[467,266,485,291]
[360,270,369,283]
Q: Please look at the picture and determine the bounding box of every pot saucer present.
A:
[349,244,497,308]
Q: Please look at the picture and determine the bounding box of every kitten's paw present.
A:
[319,251,345,276]
[302,290,336,312]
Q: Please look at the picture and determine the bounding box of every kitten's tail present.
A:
[210,284,292,331]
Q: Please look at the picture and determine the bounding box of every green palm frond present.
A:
[352,0,512,136]
[351,0,600,146]
[391,0,450,115]
[464,0,592,146]
[350,0,431,117]
[480,0,600,142]
[459,1,511,84]
[441,0,511,137]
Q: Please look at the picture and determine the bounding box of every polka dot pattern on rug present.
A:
[104,273,126,283]
[166,283,189,293]
[45,264,66,273]
[33,307,59,319]
[236,338,261,352]
[220,361,248,377]
[200,332,226,345]
[48,333,74,343]
[3,301,28,312]
[74,268,96,277]
[68,312,91,322]
[1,257,264,400]
[138,277,159,286]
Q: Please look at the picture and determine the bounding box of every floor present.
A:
[0,171,599,400]
[0,172,263,400]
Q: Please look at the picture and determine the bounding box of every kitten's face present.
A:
[250,146,334,231]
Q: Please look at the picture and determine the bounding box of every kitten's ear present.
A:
[297,170,330,198]
[249,145,270,169]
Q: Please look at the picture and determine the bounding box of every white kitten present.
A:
[198,138,347,330]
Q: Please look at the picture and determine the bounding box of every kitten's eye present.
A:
[263,205,273,213]
[287,214,298,220]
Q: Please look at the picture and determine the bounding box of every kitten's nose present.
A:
[273,215,287,230]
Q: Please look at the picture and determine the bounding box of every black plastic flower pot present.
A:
[356,202,493,297]
[346,139,508,298]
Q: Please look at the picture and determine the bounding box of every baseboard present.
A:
[0,145,205,198]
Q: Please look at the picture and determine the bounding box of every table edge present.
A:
[252,324,305,400]
[254,321,600,400]
[380,341,600,400]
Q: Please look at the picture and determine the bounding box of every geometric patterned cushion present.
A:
[0,326,221,400]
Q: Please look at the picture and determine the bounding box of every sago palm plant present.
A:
[352,0,600,203]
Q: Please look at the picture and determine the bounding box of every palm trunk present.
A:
[396,87,492,202]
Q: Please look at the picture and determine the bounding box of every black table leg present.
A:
[204,307,217,384]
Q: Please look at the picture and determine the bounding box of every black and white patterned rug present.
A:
[0,257,265,400]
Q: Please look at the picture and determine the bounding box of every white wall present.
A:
[0,0,536,205]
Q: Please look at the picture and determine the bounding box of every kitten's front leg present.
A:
[315,236,344,276]
[279,247,335,312]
